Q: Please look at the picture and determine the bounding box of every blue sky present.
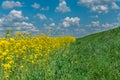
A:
[0,0,120,37]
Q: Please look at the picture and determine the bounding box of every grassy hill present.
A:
[72,26,120,80]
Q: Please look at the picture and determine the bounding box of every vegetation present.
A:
[0,26,120,80]
[74,26,120,80]
[0,31,76,80]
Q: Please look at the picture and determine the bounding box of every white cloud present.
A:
[55,0,71,13]
[32,3,49,11]
[14,22,34,29]
[85,21,119,35]
[78,0,96,6]
[102,22,119,28]
[31,3,40,9]
[78,0,119,13]
[0,19,3,27]
[14,22,38,32]
[36,14,47,20]
[8,10,28,20]
[0,10,38,33]
[43,23,56,30]
[92,21,100,27]
[78,0,114,6]
[111,2,119,9]
[0,10,28,26]
[2,1,22,9]
[50,23,55,27]
[86,20,119,29]
[0,10,24,24]
[102,23,112,28]
[91,5,108,13]
[87,21,100,27]
[62,17,80,27]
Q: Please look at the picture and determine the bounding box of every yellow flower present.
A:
[2,63,11,70]
[20,65,24,69]
[9,61,14,64]
[2,52,7,56]
[0,31,76,79]
[5,74,10,79]
[9,38,15,42]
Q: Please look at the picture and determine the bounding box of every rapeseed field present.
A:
[0,31,76,80]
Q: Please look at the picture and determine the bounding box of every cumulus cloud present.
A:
[31,3,40,9]
[78,0,114,6]
[14,22,39,32]
[36,14,47,20]
[8,10,28,20]
[62,17,80,27]
[0,10,28,26]
[31,3,49,11]
[55,0,71,13]
[86,20,119,29]
[42,17,81,37]
[91,5,108,13]
[91,21,100,27]
[78,0,120,13]
[111,2,120,9]
[2,1,22,9]
[86,21,100,27]
[0,10,38,33]
[101,23,113,28]
[85,21,119,35]
[43,23,56,31]
[102,22,119,28]
[0,19,3,27]
[50,23,55,27]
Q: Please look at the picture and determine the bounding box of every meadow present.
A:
[0,26,120,80]
[0,30,77,80]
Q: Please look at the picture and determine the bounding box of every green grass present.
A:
[71,26,120,80]
[1,26,120,80]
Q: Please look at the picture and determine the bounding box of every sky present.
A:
[0,0,120,37]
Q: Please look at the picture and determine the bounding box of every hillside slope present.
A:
[73,26,120,80]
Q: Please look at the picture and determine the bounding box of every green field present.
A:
[71,26,120,80]
[1,26,120,80]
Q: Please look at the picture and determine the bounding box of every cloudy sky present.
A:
[0,0,120,37]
